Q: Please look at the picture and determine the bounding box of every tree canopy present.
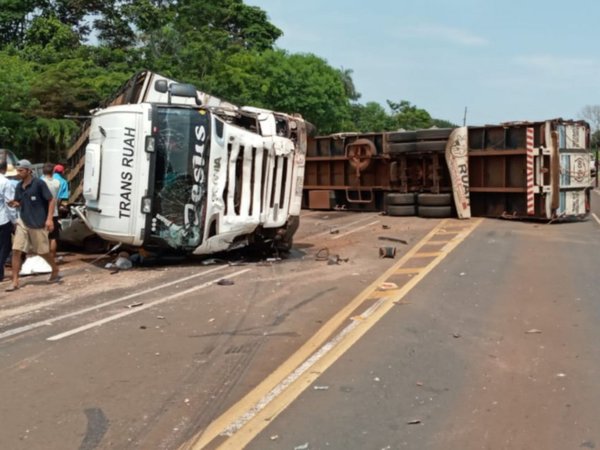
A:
[0,0,455,161]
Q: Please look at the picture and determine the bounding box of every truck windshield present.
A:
[150,107,210,250]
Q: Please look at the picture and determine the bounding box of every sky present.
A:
[247,0,600,127]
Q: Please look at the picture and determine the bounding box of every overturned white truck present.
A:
[77,76,307,255]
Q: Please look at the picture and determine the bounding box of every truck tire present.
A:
[417,193,453,206]
[388,142,417,154]
[386,193,416,206]
[388,131,417,143]
[416,128,453,140]
[416,141,446,152]
[418,205,453,218]
[387,204,416,216]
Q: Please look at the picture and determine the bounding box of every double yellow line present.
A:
[182,218,483,449]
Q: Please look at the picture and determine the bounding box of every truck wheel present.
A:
[388,142,417,154]
[418,205,453,218]
[416,128,453,140]
[388,131,417,143]
[386,193,416,206]
[416,141,446,152]
[387,205,416,216]
[417,193,453,206]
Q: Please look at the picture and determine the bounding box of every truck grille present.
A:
[224,139,291,225]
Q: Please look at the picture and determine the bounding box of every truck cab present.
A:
[81,82,307,255]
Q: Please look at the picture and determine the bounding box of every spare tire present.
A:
[386,193,416,206]
[417,193,453,206]
[416,128,454,140]
[388,142,417,154]
[388,131,417,143]
[418,205,453,218]
[387,204,417,216]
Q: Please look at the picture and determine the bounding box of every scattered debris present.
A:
[127,302,144,308]
[315,248,330,261]
[452,333,462,339]
[525,329,542,334]
[556,373,567,378]
[378,236,408,245]
[313,385,330,390]
[327,254,349,265]
[382,224,391,230]
[379,247,397,258]
[416,382,423,387]
[217,279,235,286]
[330,228,340,235]
[270,435,279,441]
[374,377,381,382]
[294,443,310,450]
[459,272,466,276]
[379,282,399,291]
[139,325,147,330]
[105,251,133,271]
[407,419,422,425]
[156,316,165,320]
[208,318,215,323]
[201,258,225,266]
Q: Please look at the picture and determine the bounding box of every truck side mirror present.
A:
[170,83,200,104]
[154,80,168,93]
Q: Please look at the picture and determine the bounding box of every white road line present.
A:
[593,213,600,226]
[331,220,380,240]
[0,266,228,341]
[308,216,380,240]
[47,268,251,341]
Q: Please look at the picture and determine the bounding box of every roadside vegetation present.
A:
[0,0,456,162]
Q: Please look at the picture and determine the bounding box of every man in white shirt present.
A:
[0,160,17,281]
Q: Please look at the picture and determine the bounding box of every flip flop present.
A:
[47,275,63,284]
[5,285,19,292]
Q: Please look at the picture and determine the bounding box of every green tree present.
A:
[348,102,395,132]
[204,50,352,133]
[387,100,433,130]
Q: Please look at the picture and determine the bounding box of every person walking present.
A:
[0,160,17,282]
[52,164,69,214]
[41,162,61,261]
[7,159,59,292]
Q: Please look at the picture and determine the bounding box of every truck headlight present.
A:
[141,196,152,214]
[145,136,155,153]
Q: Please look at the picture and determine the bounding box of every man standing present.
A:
[0,160,17,282]
[41,162,61,261]
[52,163,69,214]
[7,159,59,292]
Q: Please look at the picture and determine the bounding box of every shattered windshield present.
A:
[151,107,210,250]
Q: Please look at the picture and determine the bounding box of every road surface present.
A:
[1,192,600,450]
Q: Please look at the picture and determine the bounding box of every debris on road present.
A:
[270,435,279,441]
[315,248,330,261]
[379,247,397,258]
[379,282,399,291]
[452,333,462,339]
[378,236,408,245]
[556,373,567,378]
[127,302,144,308]
[313,385,330,390]
[217,279,235,286]
[330,228,340,234]
[525,329,542,334]
[294,443,310,450]
[407,419,422,425]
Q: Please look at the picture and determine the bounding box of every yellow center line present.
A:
[181,218,483,450]
[395,267,425,274]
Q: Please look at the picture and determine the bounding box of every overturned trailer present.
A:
[69,71,307,255]
[303,119,592,220]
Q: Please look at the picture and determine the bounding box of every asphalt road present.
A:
[1,192,600,450]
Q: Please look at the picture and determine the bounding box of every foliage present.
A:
[0,0,454,161]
